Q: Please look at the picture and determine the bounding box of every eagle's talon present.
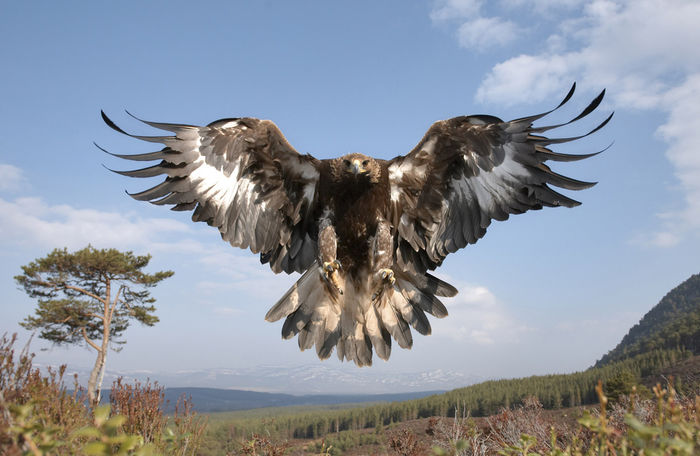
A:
[321,260,343,295]
[372,269,395,300]
[324,259,342,272]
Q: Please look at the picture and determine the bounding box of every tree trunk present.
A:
[88,279,112,408]
[88,347,107,407]
[87,278,113,408]
[96,347,108,402]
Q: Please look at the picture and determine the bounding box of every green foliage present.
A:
[319,428,383,453]
[8,401,66,454]
[5,402,155,455]
[72,405,153,455]
[603,369,638,403]
[16,246,173,347]
[597,273,700,367]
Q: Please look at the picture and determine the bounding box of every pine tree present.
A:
[16,246,173,406]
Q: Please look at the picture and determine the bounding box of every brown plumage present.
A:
[101,83,611,367]
[318,154,389,275]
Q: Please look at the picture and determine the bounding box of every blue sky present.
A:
[1,0,699,392]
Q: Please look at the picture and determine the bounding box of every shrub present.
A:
[389,428,425,456]
[479,381,698,455]
[1,333,87,454]
[0,333,206,455]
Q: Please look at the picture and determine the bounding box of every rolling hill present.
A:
[99,387,445,413]
[595,273,700,366]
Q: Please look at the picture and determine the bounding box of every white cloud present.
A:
[0,196,190,251]
[431,0,520,51]
[431,0,483,22]
[476,53,581,105]
[461,0,700,245]
[636,231,681,249]
[433,283,529,345]
[457,17,520,51]
[650,75,700,243]
[0,164,26,192]
[476,1,700,105]
[502,0,585,13]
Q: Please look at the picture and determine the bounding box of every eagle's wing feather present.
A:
[101,112,321,274]
[388,84,611,274]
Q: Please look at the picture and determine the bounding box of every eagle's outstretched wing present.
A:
[100,113,320,274]
[388,84,612,274]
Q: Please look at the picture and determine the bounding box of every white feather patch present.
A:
[217,120,239,129]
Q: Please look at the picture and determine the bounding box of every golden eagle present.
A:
[101,84,611,366]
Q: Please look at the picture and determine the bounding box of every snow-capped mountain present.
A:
[43,363,481,394]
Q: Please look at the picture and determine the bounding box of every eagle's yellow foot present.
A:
[379,268,395,285]
[322,260,343,295]
[372,268,395,300]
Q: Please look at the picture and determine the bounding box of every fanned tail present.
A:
[265,264,454,367]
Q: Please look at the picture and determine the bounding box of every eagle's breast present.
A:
[318,159,391,275]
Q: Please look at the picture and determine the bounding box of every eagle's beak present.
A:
[352,160,362,175]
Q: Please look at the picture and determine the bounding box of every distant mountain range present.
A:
[99,387,445,413]
[50,364,479,413]
[48,363,481,395]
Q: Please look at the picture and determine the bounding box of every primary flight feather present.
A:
[101,83,611,366]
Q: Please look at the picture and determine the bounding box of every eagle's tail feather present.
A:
[315,310,340,360]
[379,293,413,349]
[364,304,392,361]
[267,264,455,366]
[411,272,458,298]
[298,321,317,350]
[396,277,449,319]
[337,291,373,366]
[265,265,319,322]
[392,288,431,336]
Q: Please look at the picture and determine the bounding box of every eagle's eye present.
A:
[362,160,369,167]
[343,159,351,167]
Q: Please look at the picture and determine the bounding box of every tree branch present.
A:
[81,327,101,352]
[86,312,106,322]
[64,283,106,305]
[30,276,107,305]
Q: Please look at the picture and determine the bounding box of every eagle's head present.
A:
[333,153,381,184]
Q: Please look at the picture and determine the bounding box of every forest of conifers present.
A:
[209,347,689,442]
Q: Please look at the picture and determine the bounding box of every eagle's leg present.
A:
[371,220,394,300]
[318,218,343,295]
